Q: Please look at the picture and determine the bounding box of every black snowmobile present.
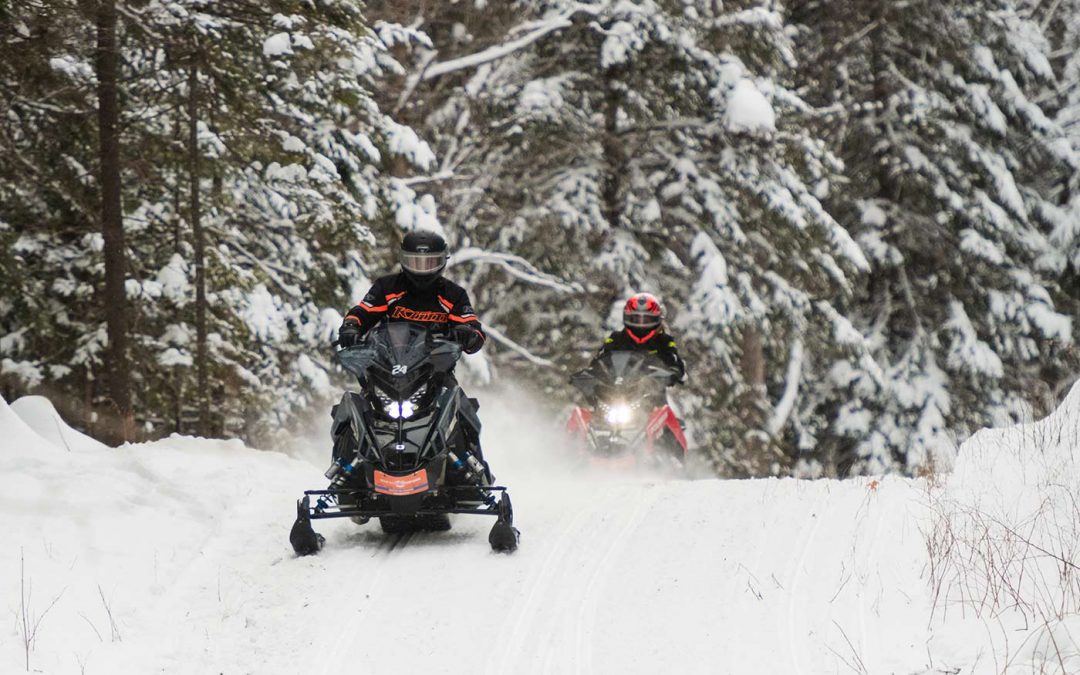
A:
[290,322,519,555]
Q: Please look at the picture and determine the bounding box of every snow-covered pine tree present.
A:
[115,0,442,441]
[792,0,1077,474]
[1039,0,1080,400]
[0,0,438,443]
[0,2,116,431]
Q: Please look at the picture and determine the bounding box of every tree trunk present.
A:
[869,5,896,202]
[738,325,769,469]
[95,0,133,443]
[188,55,210,436]
[601,66,626,235]
[740,327,767,417]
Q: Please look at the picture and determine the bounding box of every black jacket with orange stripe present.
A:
[596,328,686,383]
[342,273,486,353]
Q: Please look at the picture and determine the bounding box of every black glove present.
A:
[451,324,484,354]
[338,321,361,348]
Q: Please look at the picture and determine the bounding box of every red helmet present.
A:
[623,293,663,333]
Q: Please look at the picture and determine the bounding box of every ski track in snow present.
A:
[313,531,413,675]
[486,486,611,675]
[574,488,655,675]
[781,483,830,675]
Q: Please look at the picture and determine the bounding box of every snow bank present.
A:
[929,381,1080,672]
[0,422,318,674]
[0,393,57,453]
[10,395,109,452]
[949,380,1080,498]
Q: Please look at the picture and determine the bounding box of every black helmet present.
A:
[400,230,448,288]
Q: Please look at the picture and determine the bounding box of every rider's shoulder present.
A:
[436,276,469,297]
[372,272,405,287]
[655,331,677,347]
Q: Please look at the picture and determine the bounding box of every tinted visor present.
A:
[624,310,661,329]
[401,251,447,276]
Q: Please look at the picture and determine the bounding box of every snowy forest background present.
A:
[1,0,1079,478]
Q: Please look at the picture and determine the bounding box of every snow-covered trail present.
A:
[86,464,930,675]
[4,390,932,674]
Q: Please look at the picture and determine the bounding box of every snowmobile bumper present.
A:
[290,487,518,554]
[301,485,509,520]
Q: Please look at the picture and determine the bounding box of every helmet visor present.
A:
[401,251,447,276]
[624,310,661,329]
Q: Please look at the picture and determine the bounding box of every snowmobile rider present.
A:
[336,230,491,479]
[592,292,686,386]
[336,230,485,354]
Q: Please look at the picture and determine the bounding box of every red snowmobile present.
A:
[566,351,688,469]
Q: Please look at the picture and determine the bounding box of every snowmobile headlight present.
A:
[605,403,633,426]
[385,400,416,419]
[408,383,427,404]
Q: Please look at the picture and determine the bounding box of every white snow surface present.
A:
[2,383,1080,673]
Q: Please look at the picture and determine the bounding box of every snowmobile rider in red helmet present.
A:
[594,292,686,385]
[337,230,485,353]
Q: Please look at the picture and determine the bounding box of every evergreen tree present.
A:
[792,0,1077,474]
[0,1,107,431]
[0,0,436,443]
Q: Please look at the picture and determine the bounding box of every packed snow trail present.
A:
[4,386,1079,673]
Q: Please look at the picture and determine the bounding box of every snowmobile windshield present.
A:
[584,351,675,396]
[606,351,639,377]
[381,322,430,365]
[335,322,461,399]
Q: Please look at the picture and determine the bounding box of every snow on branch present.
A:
[421,4,601,81]
[766,337,803,437]
[482,324,556,367]
[450,247,581,293]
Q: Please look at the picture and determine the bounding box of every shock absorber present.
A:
[324,456,362,482]
[447,450,487,485]
[319,457,363,510]
[447,450,495,506]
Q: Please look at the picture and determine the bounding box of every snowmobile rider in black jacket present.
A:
[336,230,491,480]
[337,230,485,353]
[593,292,686,386]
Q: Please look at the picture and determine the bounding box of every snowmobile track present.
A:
[573,486,655,675]
[485,486,624,675]
[782,486,830,675]
[311,529,416,675]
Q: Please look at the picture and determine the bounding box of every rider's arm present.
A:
[344,278,390,334]
[442,287,486,353]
